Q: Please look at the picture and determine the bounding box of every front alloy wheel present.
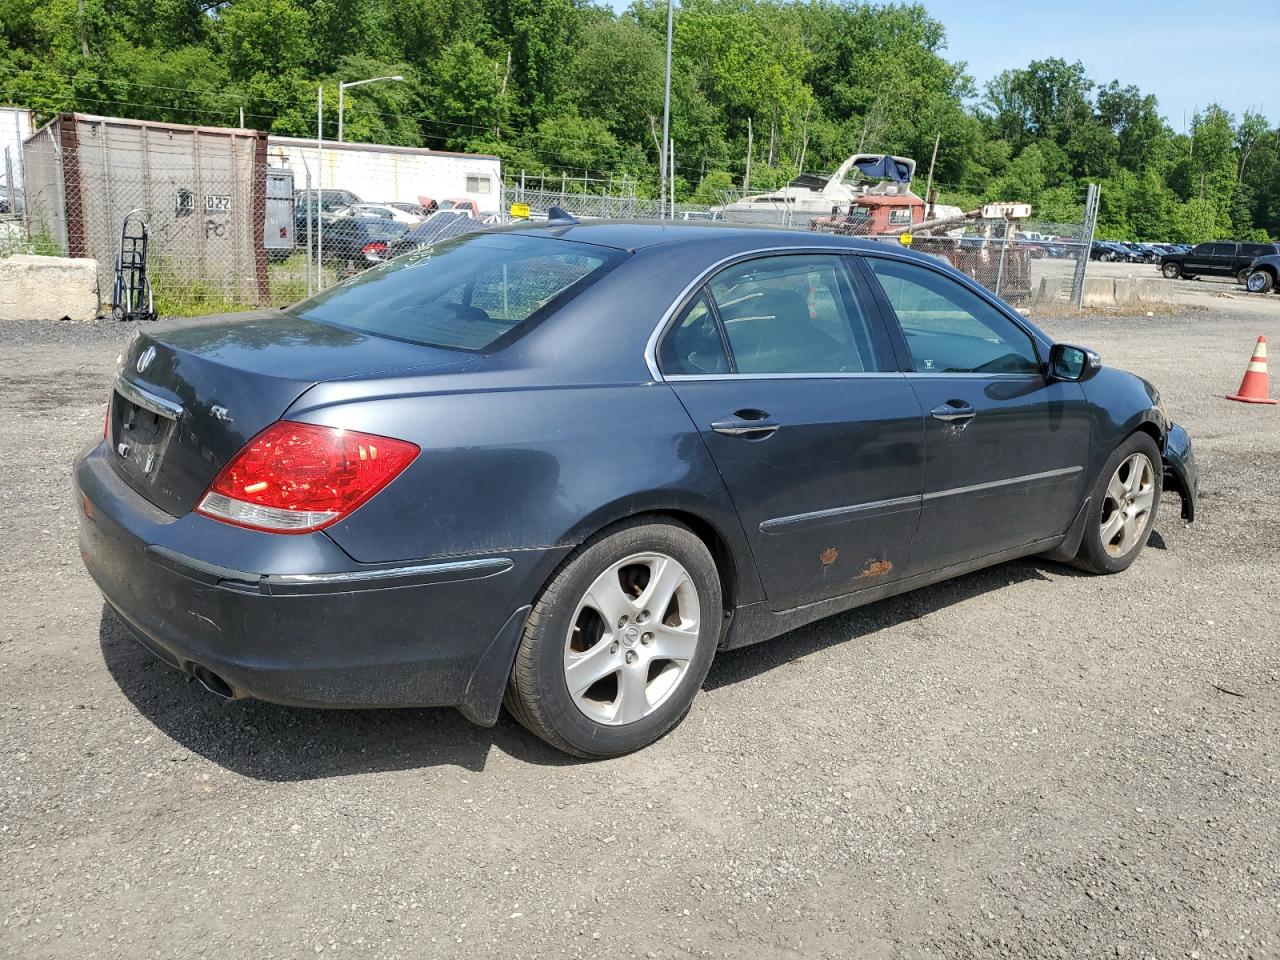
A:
[1099,453,1156,557]
[1073,432,1163,575]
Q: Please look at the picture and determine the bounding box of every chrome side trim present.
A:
[665,371,906,382]
[642,244,875,382]
[760,494,920,533]
[921,466,1083,501]
[758,466,1084,532]
[115,375,184,421]
[268,557,513,587]
[905,372,1043,380]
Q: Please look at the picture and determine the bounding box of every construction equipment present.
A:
[810,196,1035,300]
[110,208,156,322]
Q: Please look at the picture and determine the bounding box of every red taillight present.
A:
[196,421,419,533]
[361,241,387,256]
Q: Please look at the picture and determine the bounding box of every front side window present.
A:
[864,257,1040,375]
[289,233,620,351]
[705,255,883,374]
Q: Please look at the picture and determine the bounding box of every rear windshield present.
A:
[287,233,622,351]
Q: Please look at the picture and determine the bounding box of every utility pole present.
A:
[923,132,941,218]
[796,104,811,173]
[669,137,676,218]
[744,117,753,195]
[658,0,674,219]
[338,75,405,143]
[316,85,323,286]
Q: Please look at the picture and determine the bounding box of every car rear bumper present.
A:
[74,441,568,724]
[1162,422,1198,522]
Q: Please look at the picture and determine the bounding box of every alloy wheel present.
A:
[562,552,701,725]
[1099,452,1156,557]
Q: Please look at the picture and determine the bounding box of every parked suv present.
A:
[1160,241,1280,282]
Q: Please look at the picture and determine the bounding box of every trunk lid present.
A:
[109,310,469,516]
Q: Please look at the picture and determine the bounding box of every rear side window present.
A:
[864,257,1040,375]
[659,294,729,375]
[288,233,620,351]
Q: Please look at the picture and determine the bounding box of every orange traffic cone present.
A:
[1227,336,1279,404]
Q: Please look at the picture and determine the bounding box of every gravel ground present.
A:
[1,307,1277,960]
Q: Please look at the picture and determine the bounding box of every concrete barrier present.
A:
[1068,276,1179,309]
[0,255,101,321]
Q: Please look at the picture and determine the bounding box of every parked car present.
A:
[1091,241,1133,262]
[387,201,429,219]
[75,222,1197,758]
[330,202,424,226]
[316,216,408,271]
[1245,252,1280,294]
[295,188,362,241]
[381,212,487,259]
[439,197,481,218]
[1160,241,1280,282]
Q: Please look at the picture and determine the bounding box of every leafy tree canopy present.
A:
[1,0,1275,239]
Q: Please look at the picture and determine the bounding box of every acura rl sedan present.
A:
[76,218,1198,757]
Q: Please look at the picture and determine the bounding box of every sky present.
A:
[608,0,1278,129]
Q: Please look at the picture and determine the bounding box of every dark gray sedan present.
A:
[75,221,1197,757]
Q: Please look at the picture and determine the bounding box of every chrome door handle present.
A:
[930,401,975,423]
[711,411,779,438]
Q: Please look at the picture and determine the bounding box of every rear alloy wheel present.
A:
[1074,433,1162,575]
[1161,262,1181,279]
[1246,270,1275,294]
[1237,268,1252,285]
[505,519,722,758]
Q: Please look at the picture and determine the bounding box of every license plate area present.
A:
[112,389,177,483]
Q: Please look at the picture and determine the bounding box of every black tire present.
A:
[1161,262,1181,280]
[1237,268,1252,285]
[505,518,723,758]
[1074,432,1163,575]
[1246,269,1275,294]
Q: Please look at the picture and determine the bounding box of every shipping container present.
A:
[22,112,271,305]
[265,137,502,214]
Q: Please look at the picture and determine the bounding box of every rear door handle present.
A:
[930,401,976,423]
[711,410,779,438]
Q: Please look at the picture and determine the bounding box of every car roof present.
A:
[503,219,919,256]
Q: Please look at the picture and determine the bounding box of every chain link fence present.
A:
[10,112,1097,316]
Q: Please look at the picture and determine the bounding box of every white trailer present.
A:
[265,137,502,213]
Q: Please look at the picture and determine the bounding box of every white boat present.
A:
[715,153,964,226]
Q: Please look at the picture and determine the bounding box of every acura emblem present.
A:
[136,346,156,374]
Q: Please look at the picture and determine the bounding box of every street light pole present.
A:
[658,0,673,219]
[337,75,405,143]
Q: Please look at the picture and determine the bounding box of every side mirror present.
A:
[1048,343,1102,382]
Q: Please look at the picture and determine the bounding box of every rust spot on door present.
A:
[819,547,839,566]
[857,559,893,579]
